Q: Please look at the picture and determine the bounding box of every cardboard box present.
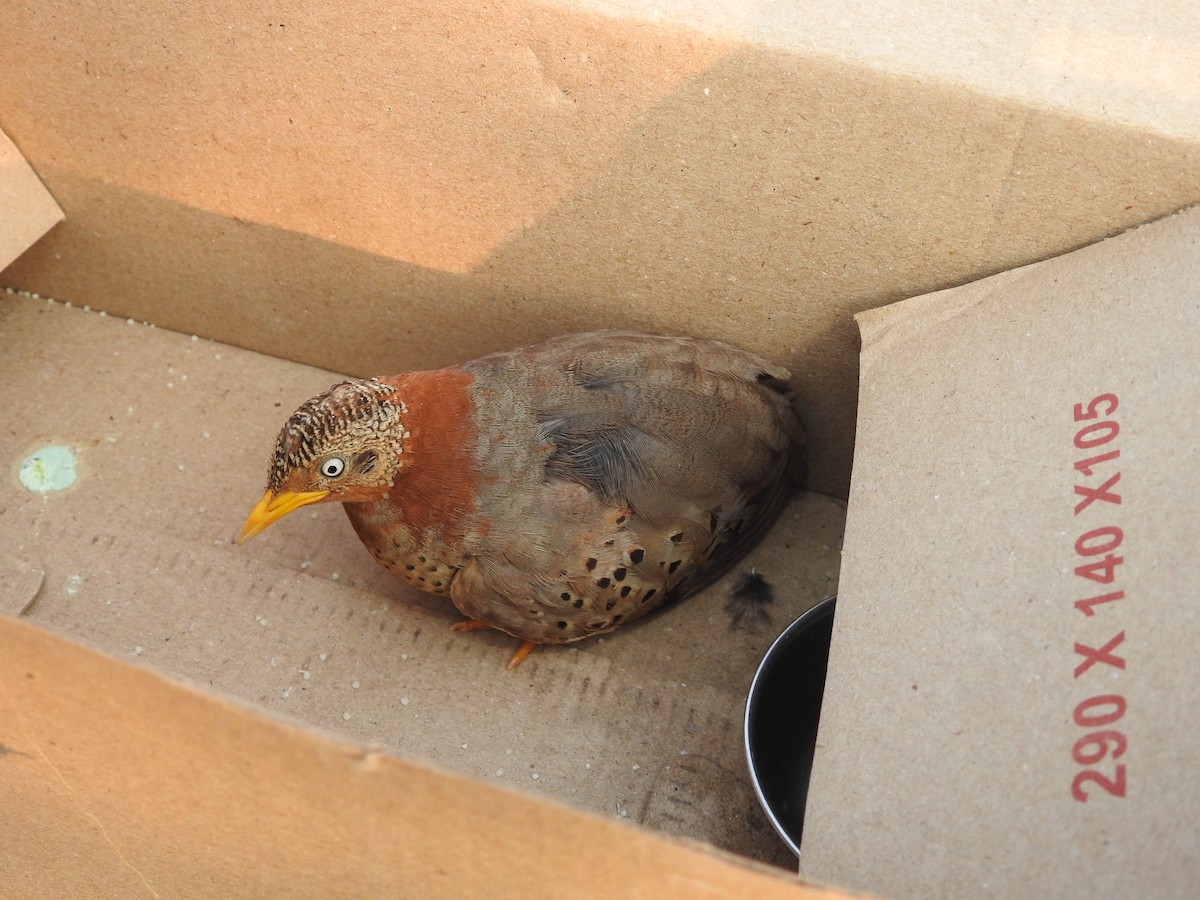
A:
[804,206,1200,897]
[2,1,1200,895]
[0,129,846,893]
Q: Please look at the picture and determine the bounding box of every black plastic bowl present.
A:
[744,595,837,857]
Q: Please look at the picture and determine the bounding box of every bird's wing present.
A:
[526,331,806,524]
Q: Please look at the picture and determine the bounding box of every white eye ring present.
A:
[320,457,346,478]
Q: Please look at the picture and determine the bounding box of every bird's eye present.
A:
[320,457,346,478]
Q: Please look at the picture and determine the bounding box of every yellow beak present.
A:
[237,489,330,544]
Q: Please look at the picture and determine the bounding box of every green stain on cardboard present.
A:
[19,445,78,493]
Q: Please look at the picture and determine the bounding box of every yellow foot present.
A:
[449,618,493,634]
[450,619,538,670]
[506,641,537,670]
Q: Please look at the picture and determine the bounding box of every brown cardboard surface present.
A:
[592,1,1200,140]
[0,615,862,899]
[803,207,1200,896]
[5,2,1200,496]
[0,291,844,875]
[0,127,61,272]
[6,2,1200,893]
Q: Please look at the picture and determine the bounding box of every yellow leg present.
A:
[506,641,537,670]
[450,619,538,669]
[449,618,493,634]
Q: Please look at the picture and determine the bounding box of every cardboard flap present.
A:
[803,207,1200,897]
[0,127,62,272]
[0,614,857,898]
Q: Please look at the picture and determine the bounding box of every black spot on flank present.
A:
[643,588,657,603]
[629,548,644,564]
[573,598,585,609]
[605,599,616,611]
[611,614,623,624]
[668,560,681,574]
[620,586,632,598]
[670,532,684,543]
[432,581,442,588]
[404,564,415,571]
[585,557,598,571]
[560,592,571,602]
[418,555,426,563]
[612,567,627,581]
[597,577,611,588]
[556,620,568,629]
[615,514,626,525]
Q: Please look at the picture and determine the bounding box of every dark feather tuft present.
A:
[725,570,776,631]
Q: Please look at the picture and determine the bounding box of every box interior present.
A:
[4,0,1200,894]
[6,1,1200,496]
[0,291,844,872]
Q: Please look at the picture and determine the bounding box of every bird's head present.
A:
[237,378,407,543]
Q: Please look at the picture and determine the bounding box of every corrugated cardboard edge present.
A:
[853,205,1200,365]
[0,126,62,272]
[0,614,866,899]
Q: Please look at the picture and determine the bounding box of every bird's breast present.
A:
[344,501,468,597]
[342,367,489,597]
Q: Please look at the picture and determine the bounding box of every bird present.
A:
[238,330,806,668]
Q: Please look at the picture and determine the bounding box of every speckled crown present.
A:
[268,379,400,491]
